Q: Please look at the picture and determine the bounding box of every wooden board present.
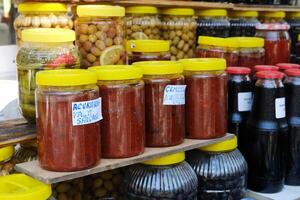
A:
[248,186,300,200]
[15,133,234,184]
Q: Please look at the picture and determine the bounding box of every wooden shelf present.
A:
[248,186,300,200]
[15,133,233,184]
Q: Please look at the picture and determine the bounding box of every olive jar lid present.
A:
[0,146,14,162]
[198,36,239,48]
[160,8,195,16]
[143,152,185,166]
[259,11,285,19]
[199,136,237,152]
[229,11,258,18]
[180,58,226,71]
[196,9,227,17]
[77,5,125,17]
[126,6,158,14]
[18,2,67,13]
[286,12,300,19]
[126,40,170,53]
[133,61,183,75]
[22,28,75,43]
[231,37,264,48]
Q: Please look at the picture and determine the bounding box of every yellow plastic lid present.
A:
[143,152,185,166]
[126,6,158,14]
[199,136,237,152]
[198,36,239,48]
[180,58,226,71]
[133,61,183,75]
[161,8,194,16]
[18,2,67,13]
[36,69,97,86]
[77,5,125,17]
[231,37,264,48]
[22,28,75,43]
[260,11,285,18]
[196,9,227,17]
[0,146,14,162]
[126,40,170,53]
[229,11,258,17]
[286,12,300,19]
[0,174,51,200]
[298,34,300,41]
[89,65,142,81]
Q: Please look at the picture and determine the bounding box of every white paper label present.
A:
[163,85,186,105]
[238,92,252,112]
[72,98,102,126]
[275,98,286,119]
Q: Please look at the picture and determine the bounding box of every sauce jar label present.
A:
[163,85,186,105]
[238,92,252,112]
[275,97,286,119]
[72,98,102,126]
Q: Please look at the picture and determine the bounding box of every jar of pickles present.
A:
[14,3,72,45]
[75,5,126,68]
[0,146,14,176]
[126,40,170,64]
[196,36,239,67]
[35,69,101,171]
[89,65,145,158]
[286,12,300,62]
[16,28,80,123]
[229,11,260,37]
[181,58,227,139]
[196,9,230,38]
[125,6,161,40]
[161,8,197,61]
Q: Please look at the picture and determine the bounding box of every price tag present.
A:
[238,92,252,112]
[275,98,286,119]
[163,85,186,105]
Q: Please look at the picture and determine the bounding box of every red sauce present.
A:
[99,81,145,158]
[128,53,171,65]
[143,75,185,147]
[195,48,238,67]
[238,51,265,72]
[264,39,291,65]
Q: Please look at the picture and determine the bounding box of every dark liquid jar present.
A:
[227,67,252,149]
[133,61,185,147]
[252,65,279,85]
[89,65,145,158]
[229,11,260,37]
[244,71,287,193]
[286,12,300,62]
[36,69,101,172]
[284,69,300,186]
[181,58,227,139]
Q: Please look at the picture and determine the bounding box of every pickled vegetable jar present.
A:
[286,12,300,62]
[0,146,15,176]
[51,178,84,200]
[16,28,80,123]
[14,3,72,45]
[181,58,227,139]
[196,36,239,67]
[229,11,260,37]
[36,69,101,172]
[126,40,170,64]
[161,8,197,61]
[125,6,161,40]
[75,5,126,68]
[133,61,185,147]
[186,136,248,200]
[123,152,198,199]
[89,65,145,158]
[196,9,230,38]
[276,63,300,72]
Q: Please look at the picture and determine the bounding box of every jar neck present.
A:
[256,78,283,88]
[143,73,182,79]
[229,74,251,82]
[38,84,97,91]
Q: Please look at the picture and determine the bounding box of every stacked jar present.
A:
[195,9,230,38]
[75,5,126,68]
[160,8,197,60]
[16,28,80,123]
[229,11,260,37]
[14,3,72,45]
[286,12,300,62]
[125,6,161,40]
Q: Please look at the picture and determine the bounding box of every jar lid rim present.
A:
[276,63,300,70]
[227,67,251,75]
[254,65,279,72]
[199,136,237,152]
[256,71,284,79]
[142,152,185,166]
[285,69,300,77]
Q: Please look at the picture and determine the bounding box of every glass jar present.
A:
[286,12,300,62]
[35,69,101,172]
[181,58,227,139]
[256,24,291,65]
[196,36,239,67]
[14,3,72,45]
[133,61,185,147]
[161,8,197,61]
[75,5,126,68]
[276,63,300,72]
[186,136,248,200]
[123,152,198,199]
[89,66,145,158]
[0,146,15,176]
[51,178,84,200]
[196,9,230,38]
[14,141,37,164]
[259,11,287,24]
[16,28,80,123]
[125,6,161,40]
[126,40,170,64]
[252,65,279,88]
[229,11,260,37]
[227,67,252,147]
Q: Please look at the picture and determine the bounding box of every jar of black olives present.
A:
[229,11,260,37]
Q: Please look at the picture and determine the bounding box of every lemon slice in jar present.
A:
[100,45,125,65]
[131,32,148,40]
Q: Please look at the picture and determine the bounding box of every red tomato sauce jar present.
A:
[89,65,145,158]
[181,58,227,139]
[36,69,101,171]
[133,61,185,147]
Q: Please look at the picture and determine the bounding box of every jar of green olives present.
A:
[51,178,84,200]
[161,8,197,61]
[0,146,15,176]
[125,6,161,40]
[75,5,126,68]
[14,3,72,45]
[16,28,80,123]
